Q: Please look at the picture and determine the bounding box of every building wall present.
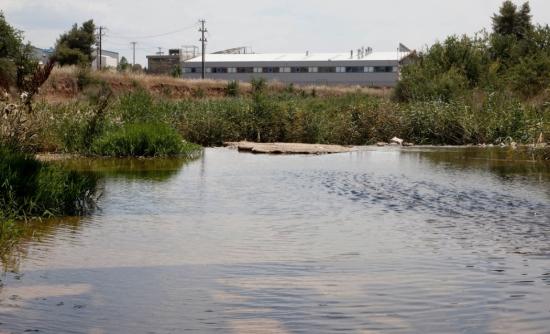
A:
[147,56,181,75]
[182,60,401,86]
[92,50,119,70]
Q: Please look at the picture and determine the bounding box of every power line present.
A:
[107,23,199,40]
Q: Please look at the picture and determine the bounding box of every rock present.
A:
[390,137,404,146]
[376,142,387,147]
[510,141,517,149]
[403,142,415,147]
[500,143,506,147]
[224,142,354,155]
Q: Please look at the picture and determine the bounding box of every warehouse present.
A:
[182,49,411,86]
[92,49,119,70]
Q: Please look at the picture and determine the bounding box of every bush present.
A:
[225,80,240,97]
[396,3,550,102]
[76,67,95,90]
[92,122,198,157]
[0,145,97,217]
[112,89,155,123]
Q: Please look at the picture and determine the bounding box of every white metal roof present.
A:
[184,52,407,63]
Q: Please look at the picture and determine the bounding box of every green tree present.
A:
[492,1,533,39]
[118,56,130,72]
[54,20,96,66]
[0,12,23,59]
[0,12,37,92]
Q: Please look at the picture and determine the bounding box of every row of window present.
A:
[183,66,397,74]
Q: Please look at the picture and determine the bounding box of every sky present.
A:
[2,0,550,66]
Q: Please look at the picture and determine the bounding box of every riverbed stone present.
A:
[224,142,354,154]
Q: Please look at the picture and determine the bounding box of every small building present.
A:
[147,48,197,75]
[92,50,119,70]
[182,50,411,87]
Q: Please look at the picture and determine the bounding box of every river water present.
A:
[1,147,549,333]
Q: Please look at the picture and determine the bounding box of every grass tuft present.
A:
[91,123,200,157]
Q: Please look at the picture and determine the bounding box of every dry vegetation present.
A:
[39,66,392,101]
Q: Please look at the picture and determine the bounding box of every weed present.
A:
[92,122,199,157]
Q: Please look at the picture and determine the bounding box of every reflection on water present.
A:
[0,147,549,333]
[60,156,192,182]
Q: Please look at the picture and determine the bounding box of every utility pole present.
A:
[131,42,137,67]
[98,26,104,70]
[199,19,207,79]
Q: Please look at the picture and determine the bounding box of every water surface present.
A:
[1,147,549,333]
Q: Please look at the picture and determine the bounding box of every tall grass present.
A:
[0,146,98,218]
[0,213,20,251]
[92,123,198,157]
[31,89,549,151]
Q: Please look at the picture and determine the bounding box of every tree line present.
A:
[395,1,550,101]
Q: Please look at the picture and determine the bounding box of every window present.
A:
[291,67,309,73]
[281,67,291,73]
[254,67,262,73]
[318,67,336,73]
[336,67,346,73]
[345,66,364,73]
[228,67,237,73]
[262,67,280,73]
[237,67,254,73]
[365,67,374,73]
[373,66,394,73]
[309,67,318,73]
[183,67,198,73]
[211,67,228,73]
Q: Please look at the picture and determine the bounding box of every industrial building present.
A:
[147,47,198,75]
[92,49,119,70]
[182,48,412,87]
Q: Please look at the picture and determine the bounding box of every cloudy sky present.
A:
[2,0,549,66]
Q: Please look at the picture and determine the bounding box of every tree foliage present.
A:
[0,11,38,93]
[54,20,96,66]
[395,1,550,101]
[492,1,532,40]
[118,56,130,72]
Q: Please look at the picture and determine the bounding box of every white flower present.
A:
[20,92,29,101]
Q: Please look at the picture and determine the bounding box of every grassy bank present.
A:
[0,146,97,218]
[0,146,98,250]
[25,86,548,150]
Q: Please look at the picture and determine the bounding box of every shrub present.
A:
[92,122,197,157]
[76,67,95,90]
[225,80,240,97]
[0,145,97,217]
[112,88,155,123]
